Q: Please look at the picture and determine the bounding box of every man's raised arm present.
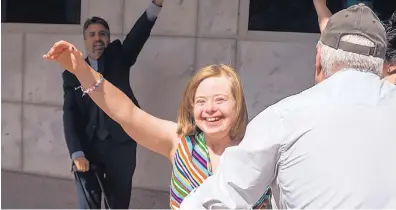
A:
[121,0,163,68]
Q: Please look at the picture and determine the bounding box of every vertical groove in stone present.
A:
[234,0,240,70]
[121,0,126,37]
[193,0,200,72]
[20,32,26,170]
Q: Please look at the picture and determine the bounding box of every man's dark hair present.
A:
[384,11,396,63]
[83,16,110,39]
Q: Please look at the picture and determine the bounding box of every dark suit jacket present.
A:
[62,12,155,157]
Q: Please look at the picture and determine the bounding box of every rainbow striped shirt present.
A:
[170,132,272,209]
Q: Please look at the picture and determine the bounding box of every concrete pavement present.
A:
[1,170,169,209]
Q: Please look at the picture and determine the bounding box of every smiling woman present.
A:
[43,40,272,209]
[176,64,248,145]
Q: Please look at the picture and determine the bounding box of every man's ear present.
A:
[315,46,325,84]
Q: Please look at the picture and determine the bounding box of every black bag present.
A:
[72,164,111,209]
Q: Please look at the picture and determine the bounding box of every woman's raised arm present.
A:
[313,0,332,32]
[44,41,178,161]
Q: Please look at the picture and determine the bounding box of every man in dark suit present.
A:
[62,0,163,208]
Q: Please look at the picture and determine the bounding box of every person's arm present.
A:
[121,0,163,68]
[180,106,284,209]
[75,62,177,161]
[45,41,178,161]
[62,71,84,158]
[62,71,91,171]
[147,0,163,21]
[313,0,332,32]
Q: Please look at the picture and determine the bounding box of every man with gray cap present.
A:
[180,3,396,209]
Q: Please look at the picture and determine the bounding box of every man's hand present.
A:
[153,0,164,7]
[74,156,90,172]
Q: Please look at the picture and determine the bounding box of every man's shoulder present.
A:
[110,39,122,46]
[271,85,326,116]
[103,39,122,57]
[107,39,122,50]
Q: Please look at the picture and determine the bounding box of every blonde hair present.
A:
[176,64,248,141]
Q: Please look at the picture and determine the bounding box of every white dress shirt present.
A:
[180,70,396,209]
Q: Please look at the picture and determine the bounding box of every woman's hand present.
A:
[43,40,86,75]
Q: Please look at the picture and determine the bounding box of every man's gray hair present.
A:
[317,35,384,78]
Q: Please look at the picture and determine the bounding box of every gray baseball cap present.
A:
[319,3,387,59]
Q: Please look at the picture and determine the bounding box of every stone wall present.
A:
[1,0,317,192]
